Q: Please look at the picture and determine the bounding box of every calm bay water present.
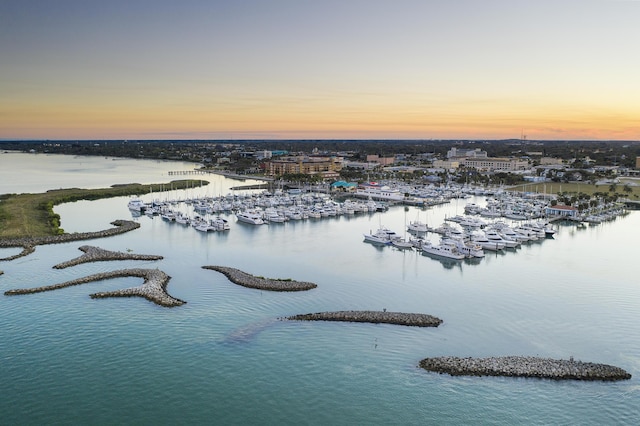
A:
[1,152,639,425]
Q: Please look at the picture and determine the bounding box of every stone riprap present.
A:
[0,245,35,261]
[5,268,185,307]
[286,310,443,327]
[0,220,140,260]
[419,356,631,381]
[53,245,163,269]
[202,265,317,291]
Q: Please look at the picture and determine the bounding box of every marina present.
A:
[1,153,639,425]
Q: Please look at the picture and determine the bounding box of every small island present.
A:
[419,356,632,381]
[53,245,163,269]
[4,268,185,307]
[202,265,317,291]
[286,310,443,327]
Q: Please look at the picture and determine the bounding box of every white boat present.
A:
[471,231,505,251]
[127,198,146,212]
[421,240,465,260]
[363,227,398,245]
[408,220,428,233]
[355,184,405,201]
[441,237,485,258]
[236,210,265,225]
[484,229,519,248]
[175,213,190,225]
[210,217,230,231]
[391,238,414,249]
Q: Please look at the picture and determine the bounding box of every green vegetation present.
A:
[507,181,640,198]
[0,180,208,239]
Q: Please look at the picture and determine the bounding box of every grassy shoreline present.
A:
[0,180,208,239]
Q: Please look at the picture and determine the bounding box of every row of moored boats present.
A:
[363,219,556,260]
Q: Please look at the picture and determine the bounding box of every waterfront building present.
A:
[366,154,395,166]
[265,156,343,176]
[462,157,529,172]
[545,204,578,217]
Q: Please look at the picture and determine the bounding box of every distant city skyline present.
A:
[1,0,639,141]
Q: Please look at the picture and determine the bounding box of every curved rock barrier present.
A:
[53,245,163,269]
[419,356,631,381]
[202,265,317,291]
[0,245,35,261]
[4,268,185,307]
[286,310,443,327]
[0,220,140,260]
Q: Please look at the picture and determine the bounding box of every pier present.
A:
[286,310,443,327]
[419,356,631,381]
[167,169,211,176]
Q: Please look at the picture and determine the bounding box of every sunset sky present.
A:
[1,0,639,141]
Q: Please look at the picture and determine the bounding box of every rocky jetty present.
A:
[202,265,317,291]
[286,310,443,327]
[4,268,185,307]
[419,356,631,381]
[53,245,163,269]
[0,220,140,260]
[0,245,35,261]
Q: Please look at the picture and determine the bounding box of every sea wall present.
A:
[53,245,163,269]
[286,310,443,327]
[419,356,631,381]
[0,220,140,260]
[202,265,317,291]
[5,268,185,308]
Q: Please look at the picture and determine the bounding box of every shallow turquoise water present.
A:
[1,152,639,425]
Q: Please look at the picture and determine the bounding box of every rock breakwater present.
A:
[286,310,443,327]
[4,268,185,307]
[53,245,163,269]
[202,265,317,291]
[0,220,140,260]
[419,356,631,381]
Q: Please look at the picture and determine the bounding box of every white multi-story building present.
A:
[461,157,529,172]
[446,147,488,159]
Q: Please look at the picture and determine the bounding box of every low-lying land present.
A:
[419,356,631,381]
[0,179,208,239]
[4,268,185,307]
[203,265,317,291]
[286,310,443,327]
